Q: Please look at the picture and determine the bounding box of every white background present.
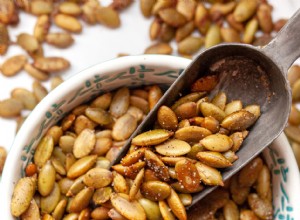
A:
[0,0,299,153]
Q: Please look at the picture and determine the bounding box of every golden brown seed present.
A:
[32,81,48,102]
[110,87,130,118]
[34,135,54,167]
[175,159,201,192]
[96,7,120,28]
[289,105,300,126]
[223,200,239,220]
[230,131,245,152]
[24,63,49,81]
[248,193,273,219]
[46,126,63,145]
[74,115,96,135]
[141,180,171,201]
[11,88,37,110]
[257,4,273,34]
[195,162,224,186]
[38,161,56,196]
[67,155,97,179]
[288,65,300,87]
[129,168,145,200]
[224,100,243,115]
[91,93,112,110]
[144,42,173,55]
[112,113,137,141]
[121,148,145,166]
[113,171,129,194]
[138,198,162,220]
[0,23,9,55]
[59,135,75,153]
[1,55,27,77]
[175,102,197,119]
[17,33,39,53]
[92,137,112,156]
[175,21,195,42]
[66,175,85,197]
[243,18,258,44]
[81,0,99,24]
[194,3,211,34]
[0,0,15,24]
[0,98,23,117]
[292,78,300,101]
[200,102,226,122]
[127,106,144,122]
[230,174,250,205]
[73,128,96,158]
[200,134,233,152]
[52,199,67,220]
[41,183,61,214]
[172,92,206,110]
[83,167,112,188]
[132,129,173,146]
[176,0,196,21]
[58,2,82,16]
[58,178,74,195]
[157,105,178,131]
[221,27,240,43]
[148,85,163,110]
[34,57,70,73]
[46,33,74,48]
[233,0,258,22]
[110,193,147,220]
[212,92,227,110]
[11,176,37,217]
[178,193,192,206]
[201,116,220,133]
[34,15,50,42]
[51,76,64,90]
[30,0,53,15]
[175,126,212,143]
[20,199,40,220]
[187,143,205,160]
[240,209,260,220]
[108,208,127,220]
[221,110,256,131]
[140,0,156,17]
[210,2,236,16]
[69,187,94,213]
[197,151,232,168]
[257,165,271,200]
[158,8,186,27]
[159,200,176,220]
[205,24,222,48]
[54,14,82,33]
[155,139,191,156]
[238,157,263,187]
[62,213,79,220]
[178,36,204,55]
[91,206,110,220]
[167,188,187,220]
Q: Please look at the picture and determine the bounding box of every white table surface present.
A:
[0,0,299,153]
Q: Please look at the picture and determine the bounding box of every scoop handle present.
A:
[263,8,300,74]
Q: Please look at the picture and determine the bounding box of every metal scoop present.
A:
[113,8,300,208]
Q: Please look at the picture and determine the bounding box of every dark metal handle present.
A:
[262,8,300,74]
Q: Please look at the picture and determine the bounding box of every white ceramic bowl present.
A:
[1,55,299,219]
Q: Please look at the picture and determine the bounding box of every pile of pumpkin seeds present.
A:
[141,0,287,56]
[286,65,300,169]
[10,72,262,219]
[188,156,272,220]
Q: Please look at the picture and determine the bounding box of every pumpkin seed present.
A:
[121,148,145,166]
[141,180,171,201]
[69,187,94,213]
[34,15,50,42]
[167,188,187,220]
[32,81,48,102]
[132,129,173,146]
[257,4,273,34]
[171,181,203,194]
[38,161,56,196]
[210,2,236,16]
[223,200,239,220]
[108,208,127,220]
[73,128,96,158]
[11,176,37,217]
[230,174,250,205]
[54,14,82,33]
[34,57,70,73]
[1,55,27,77]
[58,2,82,16]
[178,193,192,206]
[24,63,49,81]
[0,23,9,55]
[91,93,112,110]
[197,151,232,168]
[140,0,156,17]
[138,197,162,220]
[178,36,204,55]
[175,159,201,192]
[62,213,79,220]
[112,113,137,141]
[129,168,145,200]
[96,7,120,28]
[161,156,189,166]
[187,143,205,160]
[233,0,257,22]
[110,193,147,220]
[238,157,263,187]
[195,162,224,186]
[34,135,54,168]
[240,210,259,220]
[0,0,14,24]
[130,96,150,114]
[74,115,97,135]
[144,42,173,55]
[46,33,74,48]
[257,165,271,200]
[91,206,110,219]
[292,78,300,101]
[224,100,243,115]
[243,18,258,44]
[113,171,130,194]
[200,134,233,152]
[30,0,53,15]
[0,146,7,174]
[156,139,191,156]
[288,65,300,87]
[67,155,97,179]
[248,193,272,219]
[11,88,37,110]
[92,137,112,156]
[159,201,176,220]
[158,8,186,27]
[0,98,24,117]
[81,0,99,25]
[110,87,130,118]
[148,85,163,110]
[157,105,178,131]
[83,167,113,188]
[20,199,40,220]
[194,3,211,34]
[145,150,170,181]
[17,33,39,53]
[221,110,256,131]
[175,21,195,42]
[41,183,61,214]
[46,126,63,145]
[52,199,67,220]
[93,187,113,205]
[175,126,212,143]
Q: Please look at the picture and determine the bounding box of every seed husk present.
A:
[110,87,130,118]
[58,2,82,16]
[34,57,70,73]
[1,55,27,77]
[0,98,24,117]
[96,7,120,28]
[200,134,233,152]
[46,33,74,48]
[144,42,173,55]
[34,15,50,42]
[54,14,82,33]
[0,23,9,55]
[197,151,232,168]
[178,36,204,55]
[175,126,212,143]
[69,187,94,213]
[221,110,256,131]
[11,176,37,217]
[67,155,97,179]
[24,63,49,81]
[156,139,191,156]
[11,88,37,110]
[132,129,173,146]
[83,167,113,188]
[41,183,61,214]
[158,8,186,27]
[112,113,137,141]
[233,0,257,22]
[17,33,39,53]
[110,193,147,220]
[141,180,171,201]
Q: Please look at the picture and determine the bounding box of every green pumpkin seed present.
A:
[138,198,162,220]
